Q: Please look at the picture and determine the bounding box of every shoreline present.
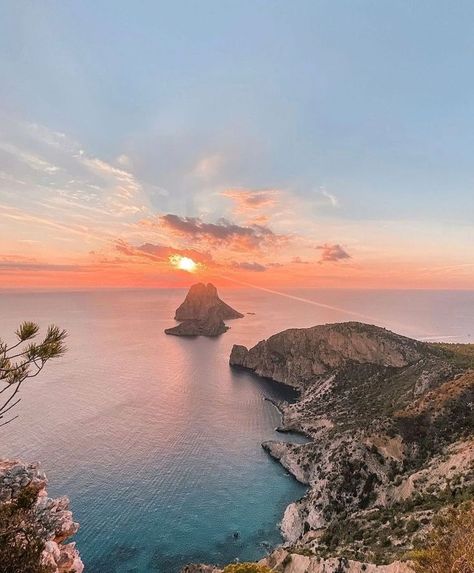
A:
[260,383,314,544]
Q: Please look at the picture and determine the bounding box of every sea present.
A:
[0,288,473,572]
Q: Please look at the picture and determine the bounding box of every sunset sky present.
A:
[1,1,473,289]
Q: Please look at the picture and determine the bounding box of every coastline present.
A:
[260,379,316,542]
[226,323,474,567]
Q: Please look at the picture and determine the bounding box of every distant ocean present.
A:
[1,288,472,572]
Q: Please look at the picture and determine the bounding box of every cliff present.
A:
[227,322,474,565]
[175,283,243,321]
[229,322,429,389]
[166,283,243,337]
[165,306,229,336]
[181,549,413,572]
[0,459,83,573]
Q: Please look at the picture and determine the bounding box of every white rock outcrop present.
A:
[0,459,83,573]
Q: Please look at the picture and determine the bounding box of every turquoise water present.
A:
[0,288,472,571]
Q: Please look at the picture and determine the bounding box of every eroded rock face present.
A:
[175,283,243,321]
[166,283,243,337]
[180,565,220,573]
[180,549,414,573]
[229,322,473,564]
[165,306,228,336]
[229,322,429,389]
[260,548,414,572]
[0,459,83,573]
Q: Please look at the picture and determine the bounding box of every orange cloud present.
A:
[115,239,214,266]
[147,213,286,252]
[231,261,267,272]
[317,243,351,263]
[221,188,279,216]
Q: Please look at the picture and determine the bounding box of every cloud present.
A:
[0,117,150,237]
[0,254,96,273]
[0,261,82,272]
[221,188,279,215]
[231,261,267,272]
[317,243,351,263]
[0,142,61,174]
[116,154,133,169]
[192,153,224,180]
[292,256,310,264]
[115,240,213,265]
[154,213,284,251]
[316,187,339,208]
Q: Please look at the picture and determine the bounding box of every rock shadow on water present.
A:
[229,367,300,404]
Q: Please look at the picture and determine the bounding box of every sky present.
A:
[0,1,473,289]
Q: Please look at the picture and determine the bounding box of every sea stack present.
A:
[165,283,243,337]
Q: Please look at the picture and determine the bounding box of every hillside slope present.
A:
[228,322,474,566]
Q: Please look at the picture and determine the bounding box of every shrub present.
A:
[223,564,273,573]
[0,486,52,573]
[408,502,474,573]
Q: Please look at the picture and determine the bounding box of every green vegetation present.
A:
[0,323,67,570]
[222,565,272,573]
[0,322,67,427]
[429,342,474,369]
[409,502,474,573]
[318,482,474,564]
[0,486,52,573]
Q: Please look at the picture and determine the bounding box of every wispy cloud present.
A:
[145,213,286,252]
[292,256,310,264]
[316,187,339,208]
[115,240,214,266]
[317,243,351,263]
[0,118,151,236]
[192,153,224,180]
[231,261,267,272]
[221,188,279,215]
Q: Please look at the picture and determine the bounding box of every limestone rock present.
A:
[166,283,243,337]
[0,459,83,573]
[165,306,229,337]
[259,548,414,572]
[175,283,243,321]
[180,565,220,573]
[229,322,473,563]
[230,322,430,389]
[180,549,414,573]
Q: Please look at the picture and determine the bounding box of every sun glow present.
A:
[169,255,198,272]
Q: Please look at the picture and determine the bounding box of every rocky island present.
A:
[184,322,473,572]
[165,283,243,337]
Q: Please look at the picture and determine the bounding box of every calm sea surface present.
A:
[0,288,473,572]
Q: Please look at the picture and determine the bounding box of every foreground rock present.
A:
[0,459,83,573]
[261,549,413,572]
[166,283,243,337]
[228,322,474,564]
[180,548,413,572]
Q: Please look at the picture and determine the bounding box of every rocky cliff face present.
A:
[262,548,413,573]
[227,322,474,566]
[0,459,83,573]
[165,306,229,336]
[175,283,243,321]
[180,548,413,573]
[166,283,243,337]
[229,322,429,389]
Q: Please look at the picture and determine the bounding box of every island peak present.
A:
[165,282,243,337]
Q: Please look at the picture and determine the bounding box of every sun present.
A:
[169,255,198,272]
